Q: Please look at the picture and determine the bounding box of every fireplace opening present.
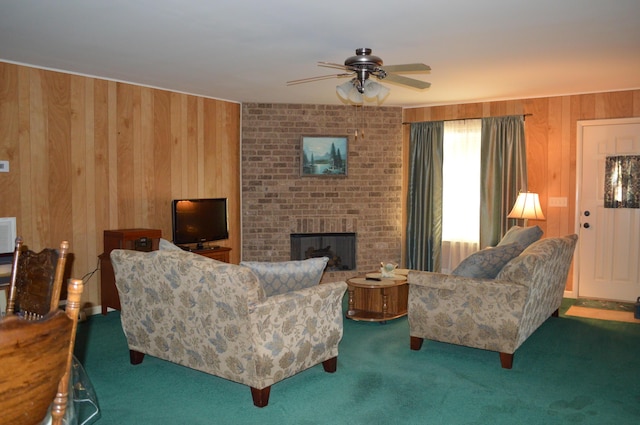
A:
[290,232,356,271]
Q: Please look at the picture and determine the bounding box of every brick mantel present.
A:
[241,103,403,282]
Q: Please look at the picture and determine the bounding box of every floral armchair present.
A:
[408,234,578,369]
[110,247,347,407]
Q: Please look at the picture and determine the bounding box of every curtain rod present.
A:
[402,113,532,125]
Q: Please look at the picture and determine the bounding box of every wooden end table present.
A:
[346,271,409,323]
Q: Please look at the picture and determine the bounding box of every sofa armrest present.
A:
[247,281,347,389]
[408,271,529,353]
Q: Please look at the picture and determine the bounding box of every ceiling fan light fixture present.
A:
[336,80,353,101]
[363,79,380,96]
[363,80,390,104]
[376,84,390,103]
[336,79,363,104]
[337,79,390,105]
[348,87,363,104]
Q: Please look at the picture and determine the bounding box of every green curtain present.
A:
[406,121,444,271]
[479,116,528,247]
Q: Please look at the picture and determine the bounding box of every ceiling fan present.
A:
[287,48,431,104]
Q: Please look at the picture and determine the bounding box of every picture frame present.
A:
[300,135,348,176]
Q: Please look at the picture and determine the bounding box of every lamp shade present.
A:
[348,87,363,104]
[336,80,363,104]
[336,80,353,100]
[363,80,390,104]
[507,192,545,222]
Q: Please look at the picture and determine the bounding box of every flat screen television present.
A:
[171,198,229,249]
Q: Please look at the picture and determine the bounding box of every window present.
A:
[441,119,482,273]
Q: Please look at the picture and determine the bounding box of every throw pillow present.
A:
[451,243,524,279]
[159,238,183,251]
[240,257,329,297]
[497,225,543,249]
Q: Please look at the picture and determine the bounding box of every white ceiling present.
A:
[1,0,639,108]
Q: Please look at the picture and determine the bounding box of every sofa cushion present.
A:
[497,225,543,249]
[452,243,524,279]
[240,257,329,297]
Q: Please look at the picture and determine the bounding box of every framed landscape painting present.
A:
[301,135,348,176]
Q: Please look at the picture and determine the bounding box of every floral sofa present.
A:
[110,243,347,407]
[408,233,578,369]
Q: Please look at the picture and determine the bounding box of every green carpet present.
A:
[75,299,640,424]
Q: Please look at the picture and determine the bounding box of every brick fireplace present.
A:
[241,103,403,283]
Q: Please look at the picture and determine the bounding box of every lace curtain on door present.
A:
[604,155,640,208]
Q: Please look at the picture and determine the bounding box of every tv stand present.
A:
[100,228,162,314]
[193,247,231,263]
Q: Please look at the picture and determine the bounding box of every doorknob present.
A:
[584,210,590,216]
[583,223,590,229]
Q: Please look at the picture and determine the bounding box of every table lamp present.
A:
[507,192,545,227]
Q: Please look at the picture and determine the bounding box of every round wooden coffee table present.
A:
[346,272,408,323]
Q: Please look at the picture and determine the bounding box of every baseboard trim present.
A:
[87,305,120,316]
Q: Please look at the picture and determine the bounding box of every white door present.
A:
[576,118,640,302]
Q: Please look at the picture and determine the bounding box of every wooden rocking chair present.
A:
[0,278,84,425]
[6,237,69,319]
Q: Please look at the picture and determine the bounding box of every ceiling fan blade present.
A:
[382,73,431,90]
[381,63,431,73]
[286,73,352,86]
[318,61,350,71]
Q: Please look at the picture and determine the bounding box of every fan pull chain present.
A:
[354,105,365,140]
[360,105,365,140]
[354,105,358,140]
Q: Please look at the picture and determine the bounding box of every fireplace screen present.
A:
[290,232,356,271]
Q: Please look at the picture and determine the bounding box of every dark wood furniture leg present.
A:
[249,357,337,407]
[130,350,145,365]
[251,386,271,408]
[322,356,337,373]
[499,352,513,369]
[410,336,424,350]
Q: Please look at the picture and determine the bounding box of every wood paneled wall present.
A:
[0,62,241,310]
[402,90,640,290]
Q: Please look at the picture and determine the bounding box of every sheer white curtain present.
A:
[441,119,482,273]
